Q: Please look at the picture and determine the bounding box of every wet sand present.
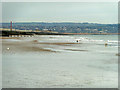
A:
[2,38,81,53]
[0,37,20,39]
[2,41,56,53]
[65,49,88,51]
[2,36,118,88]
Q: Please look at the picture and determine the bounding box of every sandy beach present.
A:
[2,38,81,53]
[2,35,118,88]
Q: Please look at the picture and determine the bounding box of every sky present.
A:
[2,2,118,24]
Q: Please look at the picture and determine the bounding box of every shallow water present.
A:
[2,35,118,88]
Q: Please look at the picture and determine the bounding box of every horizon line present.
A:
[0,21,118,24]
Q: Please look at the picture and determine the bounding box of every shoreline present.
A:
[63,33,119,35]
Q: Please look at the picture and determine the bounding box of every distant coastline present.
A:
[1,22,118,34]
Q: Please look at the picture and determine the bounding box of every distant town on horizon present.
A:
[1,22,118,34]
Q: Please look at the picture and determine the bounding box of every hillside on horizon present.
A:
[1,22,118,33]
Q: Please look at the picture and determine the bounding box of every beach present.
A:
[2,35,118,88]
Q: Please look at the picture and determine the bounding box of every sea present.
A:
[2,35,118,88]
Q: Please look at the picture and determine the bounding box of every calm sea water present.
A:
[2,35,118,88]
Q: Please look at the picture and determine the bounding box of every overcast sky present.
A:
[2,2,118,24]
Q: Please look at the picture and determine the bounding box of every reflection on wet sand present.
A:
[65,49,88,51]
[23,46,57,52]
